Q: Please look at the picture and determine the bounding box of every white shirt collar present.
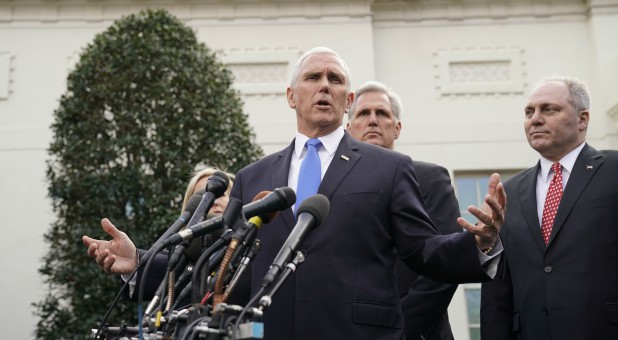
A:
[293,125,345,159]
[539,142,585,182]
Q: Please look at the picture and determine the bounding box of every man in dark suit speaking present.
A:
[231,47,506,340]
[481,77,618,339]
[346,81,461,340]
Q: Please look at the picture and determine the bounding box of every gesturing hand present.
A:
[82,218,138,275]
[457,173,507,251]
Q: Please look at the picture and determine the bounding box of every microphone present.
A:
[184,213,222,263]
[139,192,203,265]
[259,249,305,310]
[261,194,329,288]
[165,172,229,269]
[184,171,230,229]
[224,238,261,301]
[213,191,278,307]
[162,187,296,247]
[229,191,278,246]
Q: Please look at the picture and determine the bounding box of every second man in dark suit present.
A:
[346,81,461,340]
[481,77,618,339]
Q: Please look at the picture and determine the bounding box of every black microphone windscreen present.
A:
[207,171,230,196]
[273,187,296,210]
[212,171,230,183]
[252,191,277,223]
[185,192,204,213]
[296,194,330,227]
[223,197,244,230]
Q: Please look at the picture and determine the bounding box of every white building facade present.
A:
[1,0,617,338]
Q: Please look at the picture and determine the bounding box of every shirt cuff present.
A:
[120,251,139,297]
[478,237,503,279]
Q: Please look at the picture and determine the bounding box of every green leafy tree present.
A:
[34,9,262,339]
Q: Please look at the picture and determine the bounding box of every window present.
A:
[454,171,517,224]
[464,285,481,340]
[454,175,490,225]
[454,170,519,340]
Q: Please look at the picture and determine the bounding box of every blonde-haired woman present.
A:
[181,166,235,215]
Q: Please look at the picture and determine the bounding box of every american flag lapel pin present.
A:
[586,165,593,170]
[340,155,350,161]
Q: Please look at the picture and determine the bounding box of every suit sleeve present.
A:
[481,255,514,340]
[122,249,168,301]
[400,162,461,339]
[391,156,488,284]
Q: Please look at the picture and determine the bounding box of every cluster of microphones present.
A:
[93,171,330,340]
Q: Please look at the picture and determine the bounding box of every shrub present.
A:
[34,9,262,339]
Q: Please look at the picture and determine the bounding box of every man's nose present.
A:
[368,112,379,125]
[318,77,330,92]
[530,109,543,125]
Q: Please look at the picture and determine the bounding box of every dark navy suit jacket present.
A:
[232,133,490,340]
[481,144,618,339]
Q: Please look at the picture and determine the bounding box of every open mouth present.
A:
[315,99,331,108]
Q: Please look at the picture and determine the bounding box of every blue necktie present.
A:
[296,138,322,212]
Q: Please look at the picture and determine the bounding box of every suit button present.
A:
[544,265,552,273]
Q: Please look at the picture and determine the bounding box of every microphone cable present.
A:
[93,269,135,339]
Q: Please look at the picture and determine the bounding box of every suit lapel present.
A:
[270,140,296,230]
[548,144,603,246]
[318,133,360,200]
[518,163,546,252]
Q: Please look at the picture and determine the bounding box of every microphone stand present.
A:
[259,250,306,310]
[228,250,306,340]
[93,270,135,339]
[223,238,261,301]
[189,230,233,304]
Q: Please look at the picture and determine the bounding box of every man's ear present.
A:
[287,87,296,109]
[578,110,590,132]
[345,91,355,113]
[394,120,402,139]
